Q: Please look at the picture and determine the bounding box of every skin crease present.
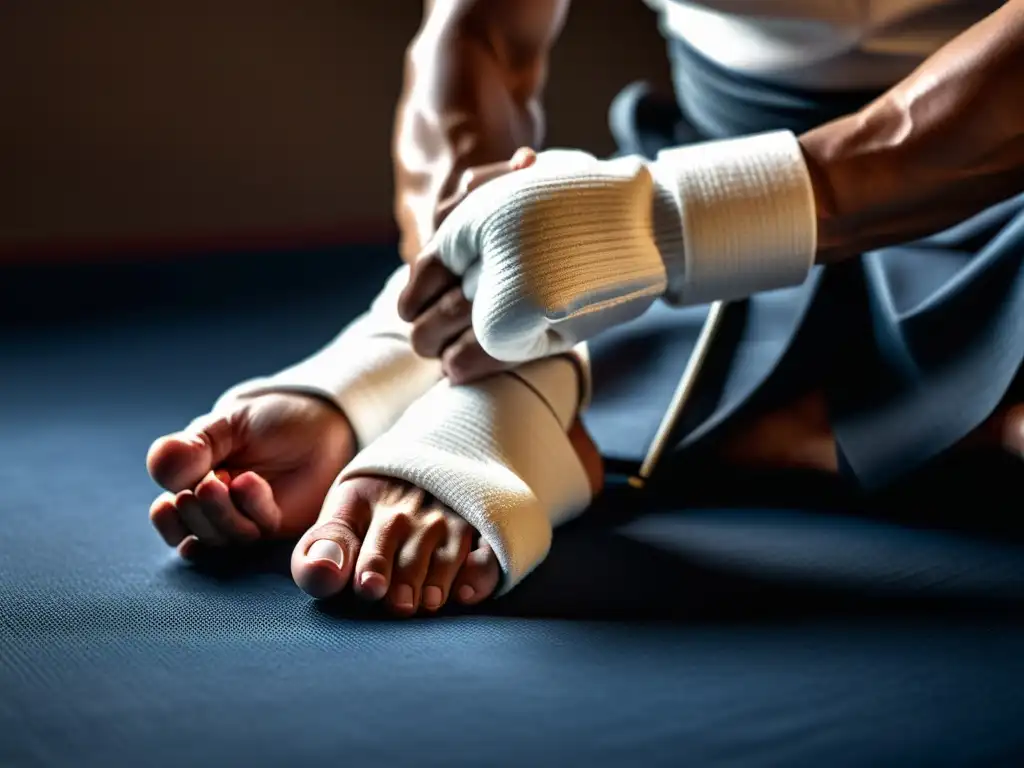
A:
[395,0,1024,471]
[802,0,1024,263]
[147,147,602,615]
[149,0,1024,615]
[401,0,1024,362]
[393,0,570,262]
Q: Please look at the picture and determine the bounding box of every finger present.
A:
[433,148,538,228]
[387,505,451,616]
[509,146,538,170]
[409,286,472,358]
[441,329,510,385]
[456,149,537,197]
[452,537,502,606]
[194,471,261,545]
[398,254,459,323]
[228,471,285,536]
[177,535,202,561]
[421,513,473,612]
[399,147,538,324]
[290,479,373,600]
[175,489,227,546]
[147,411,236,492]
[149,491,189,547]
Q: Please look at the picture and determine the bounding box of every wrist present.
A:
[797,128,845,266]
[649,130,818,305]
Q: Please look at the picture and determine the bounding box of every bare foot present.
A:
[713,389,1024,474]
[290,476,502,615]
[291,418,604,614]
[715,390,839,473]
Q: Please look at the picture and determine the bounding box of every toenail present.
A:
[359,571,388,599]
[423,586,443,610]
[458,585,475,602]
[307,540,344,568]
[395,584,414,609]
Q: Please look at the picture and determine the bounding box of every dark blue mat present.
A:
[3,248,1024,767]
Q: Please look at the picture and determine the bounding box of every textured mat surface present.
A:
[3,249,1024,767]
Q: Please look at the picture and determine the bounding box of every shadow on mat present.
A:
[174,455,1024,623]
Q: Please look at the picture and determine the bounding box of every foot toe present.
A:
[385,508,451,615]
[453,539,501,606]
[422,585,444,611]
[420,521,473,612]
[389,582,417,615]
[291,481,368,600]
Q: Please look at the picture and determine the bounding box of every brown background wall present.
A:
[0,1,669,261]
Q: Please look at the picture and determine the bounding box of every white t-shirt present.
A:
[644,0,1002,89]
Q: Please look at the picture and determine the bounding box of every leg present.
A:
[707,384,1024,476]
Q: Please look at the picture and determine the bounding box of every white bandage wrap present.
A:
[436,151,671,362]
[339,351,593,593]
[432,131,816,363]
[649,129,818,306]
[215,266,442,449]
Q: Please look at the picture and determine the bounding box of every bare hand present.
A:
[147,393,355,558]
[399,147,536,384]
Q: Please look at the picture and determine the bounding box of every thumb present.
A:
[434,148,538,230]
[456,147,537,198]
[147,410,237,493]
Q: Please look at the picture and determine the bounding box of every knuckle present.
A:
[429,545,461,568]
[422,510,449,537]
[149,492,175,518]
[442,342,470,375]
[433,207,449,230]
[379,510,414,539]
[392,481,428,510]
[307,519,360,550]
[456,169,477,196]
[360,552,391,578]
[409,322,432,356]
[193,476,221,503]
[394,545,427,575]
[439,289,470,318]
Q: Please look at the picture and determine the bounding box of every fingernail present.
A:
[423,586,443,610]
[512,146,535,166]
[307,540,344,568]
[214,469,231,486]
[396,584,414,609]
[458,585,475,602]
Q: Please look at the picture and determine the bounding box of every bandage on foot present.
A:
[313,351,594,596]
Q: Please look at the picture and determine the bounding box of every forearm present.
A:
[392,0,568,261]
[801,0,1024,264]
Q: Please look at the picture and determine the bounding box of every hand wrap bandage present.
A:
[340,351,593,593]
[216,266,442,449]
[432,130,817,363]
